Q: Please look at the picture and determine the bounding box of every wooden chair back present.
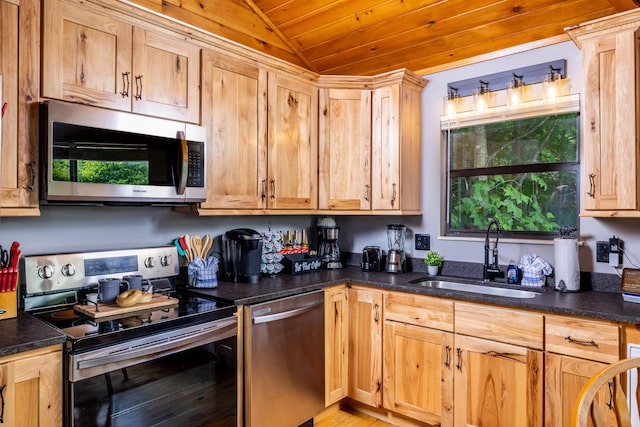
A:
[574,357,640,427]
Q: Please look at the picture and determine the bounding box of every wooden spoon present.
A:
[191,235,203,259]
[202,234,213,258]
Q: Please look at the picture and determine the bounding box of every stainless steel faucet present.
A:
[483,218,502,281]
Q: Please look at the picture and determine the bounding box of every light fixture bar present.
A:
[447,59,566,98]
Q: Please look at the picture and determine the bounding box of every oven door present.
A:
[66,316,237,427]
[40,100,206,204]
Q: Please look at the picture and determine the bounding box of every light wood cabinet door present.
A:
[318,88,371,210]
[0,346,62,427]
[325,285,348,406]
[131,28,200,123]
[454,334,543,427]
[383,321,454,426]
[568,12,640,214]
[200,50,267,210]
[0,0,39,215]
[42,0,133,111]
[348,286,382,407]
[42,0,200,123]
[266,72,318,210]
[371,73,424,213]
[545,353,611,427]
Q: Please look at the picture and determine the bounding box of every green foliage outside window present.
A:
[447,112,579,236]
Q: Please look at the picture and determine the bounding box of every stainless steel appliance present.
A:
[245,290,324,427]
[23,246,237,427]
[386,223,407,273]
[362,246,382,271]
[223,228,263,283]
[39,100,206,205]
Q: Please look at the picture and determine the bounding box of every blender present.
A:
[386,223,406,273]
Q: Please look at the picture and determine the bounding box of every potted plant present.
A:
[424,250,443,275]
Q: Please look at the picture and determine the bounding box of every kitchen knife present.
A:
[1,268,6,292]
[11,267,17,292]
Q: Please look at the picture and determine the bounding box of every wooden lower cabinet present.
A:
[454,334,543,427]
[0,346,62,427]
[544,353,610,426]
[383,320,454,425]
[348,286,382,408]
[325,285,348,406]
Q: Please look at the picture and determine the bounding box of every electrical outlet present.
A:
[415,234,430,251]
[596,241,610,263]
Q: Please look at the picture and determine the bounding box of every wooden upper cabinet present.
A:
[567,10,640,215]
[318,87,371,210]
[200,50,267,210]
[266,72,318,210]
[0,0,39,216]
[42,0,200,123]
[371,71,426,213]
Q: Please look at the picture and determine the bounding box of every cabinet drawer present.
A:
[455,302,544,350]
[545,314,619,363]
[384,291,454,332]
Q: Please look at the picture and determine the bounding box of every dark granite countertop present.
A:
[0,311,67,358]
[187,266,640,324]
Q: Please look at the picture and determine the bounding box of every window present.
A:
[445,112,579,238]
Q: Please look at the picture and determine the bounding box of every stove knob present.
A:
[61,263,76,277]
[160,255,171,267]
[38,265,55,279]
[144,257,156,268]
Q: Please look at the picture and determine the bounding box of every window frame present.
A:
[441,98,581,240]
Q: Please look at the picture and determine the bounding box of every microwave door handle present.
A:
[176,130,188,195]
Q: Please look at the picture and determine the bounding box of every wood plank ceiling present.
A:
[131,0,639,75]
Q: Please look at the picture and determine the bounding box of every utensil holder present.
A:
[188,257,219,288]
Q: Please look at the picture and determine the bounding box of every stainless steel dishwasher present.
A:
[245,290,325,427]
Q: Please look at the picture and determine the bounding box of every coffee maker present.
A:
[319,226,342,269]
[223,228,263,283]
[386,223,407,273]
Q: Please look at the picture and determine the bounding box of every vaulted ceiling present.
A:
[131,0,639,76]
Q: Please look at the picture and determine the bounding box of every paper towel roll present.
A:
[554,238,580,291]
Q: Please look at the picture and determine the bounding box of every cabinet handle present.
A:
[607,381,614,409]
[134,75,144,100]
[27,161,36,192]
[591,118,596,132]
[120,72,131,98]
[364,184,370,202]
[391,183,397,208]
[269,180,276,200]
[565,336,597,347]
[261,180,267,200]
[0,384,5,423]
[444,345,451,368]
[456,347,462,370]
[587,173,595,198]
[485,350,522,364]
[373,303,379,323]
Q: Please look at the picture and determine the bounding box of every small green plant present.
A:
[424,250,443,267]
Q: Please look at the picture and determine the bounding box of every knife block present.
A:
[0,290,17,320]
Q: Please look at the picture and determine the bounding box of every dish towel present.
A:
[518,253,553,287]
[188,256,219,288]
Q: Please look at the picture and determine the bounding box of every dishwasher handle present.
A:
[253,300,323,324]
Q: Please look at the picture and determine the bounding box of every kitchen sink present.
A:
[408,279,540,299]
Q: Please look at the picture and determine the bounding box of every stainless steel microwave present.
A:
[40,100,206,205]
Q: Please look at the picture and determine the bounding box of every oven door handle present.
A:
[76,317,236,371]
[252,300,323,324]
[176,130,188,196]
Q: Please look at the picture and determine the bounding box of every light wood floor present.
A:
[315,407,396,427]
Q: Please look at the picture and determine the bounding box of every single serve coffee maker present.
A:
[386,223,407,273]
[223,228,263,283]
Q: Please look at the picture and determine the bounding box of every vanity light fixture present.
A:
[443,86,459,118]
[507,73,524,109]
[543,65,562,104]
[473,80,489,112]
